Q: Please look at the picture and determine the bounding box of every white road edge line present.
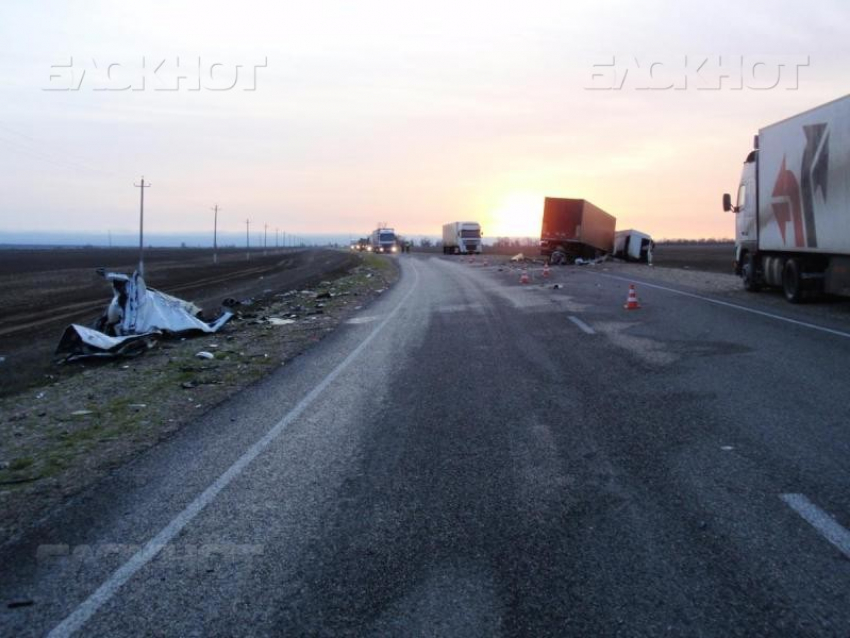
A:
[568,315,596,335]
[589,272,850,340]
[781,493,850,559]
[47,262,421,638]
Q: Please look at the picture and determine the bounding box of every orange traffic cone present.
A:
[542,264,551,278]
[624,284,641,310]
[520,270,530,285]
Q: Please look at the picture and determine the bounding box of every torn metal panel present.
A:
[55,325,159,362]
[102,272,231,336]
[55,271,233,362]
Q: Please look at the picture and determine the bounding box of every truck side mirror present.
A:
[722,193,734,213]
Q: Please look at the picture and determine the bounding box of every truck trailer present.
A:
[724,95,850,302]
[442,222,482,254]
[370,228,397,254]
[540,198,616,264]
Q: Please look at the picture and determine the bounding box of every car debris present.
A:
[266,317,296,326]
[510,253,526,262]
[195,351,215,360]
[55,271,233,363]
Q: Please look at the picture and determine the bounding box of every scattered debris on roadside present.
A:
[574,256,610,266]
[266,318,296,326]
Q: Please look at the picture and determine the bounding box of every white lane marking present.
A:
[568,316,596,335]
[781,493,850,559]
[47,262,422,638]
[589,272,850,340]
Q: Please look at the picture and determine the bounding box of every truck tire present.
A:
[783,258,804,303]
[550,250,567,266]
[742,253,761,292]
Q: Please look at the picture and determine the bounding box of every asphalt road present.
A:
[3,254,850,636]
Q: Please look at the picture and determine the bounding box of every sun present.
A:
[484,193,545,238]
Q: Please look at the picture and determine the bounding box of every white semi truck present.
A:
[370,228,397,254]
[442,221,482,255]
[724,95,850,302]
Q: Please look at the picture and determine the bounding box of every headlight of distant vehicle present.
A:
[391,246,397,253]
[367,246,373,251]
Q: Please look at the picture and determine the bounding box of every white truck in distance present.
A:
[370,228,397,254]
[442,222,482,255]
[724,95,850,302]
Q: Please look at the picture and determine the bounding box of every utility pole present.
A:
[264,223,268,256]
[275,227,279,249]
[134,177,151,276]
[211,204,220,264]
[246,218,250,261]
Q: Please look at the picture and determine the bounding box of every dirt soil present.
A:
[0,251,397,548]
[651,243,735,274]
[0,247,355,396]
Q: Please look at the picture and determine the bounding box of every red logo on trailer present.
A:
[770,123,829,248]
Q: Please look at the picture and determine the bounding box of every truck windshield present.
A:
[380,233,395,242]
[461,229,481,238]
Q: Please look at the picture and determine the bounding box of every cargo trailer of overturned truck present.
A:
[724,94,850,302]
[614,229,653,263]
[540,198,616,264]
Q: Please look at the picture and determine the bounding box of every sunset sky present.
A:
[1,0,848,242]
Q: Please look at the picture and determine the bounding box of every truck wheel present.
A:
[783,259,804,303]
[550,250,566,266]
[742,254,761,292]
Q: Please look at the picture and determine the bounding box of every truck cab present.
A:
[729,150,759,279]
[371,229,398,254]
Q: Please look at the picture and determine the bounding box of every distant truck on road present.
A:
[540,198,616,264]
[724,95,850,302]
[370,228,397,254]
[442,222,482,255]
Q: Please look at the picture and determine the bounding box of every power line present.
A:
[0,125,117,176]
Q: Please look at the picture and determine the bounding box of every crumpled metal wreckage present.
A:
[55,271,232,362]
